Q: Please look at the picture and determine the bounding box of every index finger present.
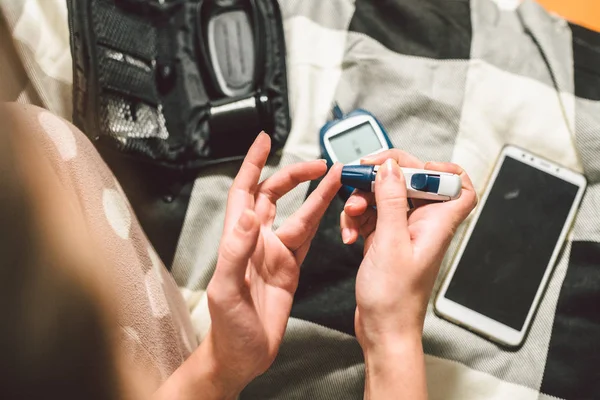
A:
[256,160,328,204]
[424,161,478,220]
[360,149,425,169]
[225,132,271,232]
[409,162,477,263]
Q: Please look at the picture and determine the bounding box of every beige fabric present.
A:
[0,14,28,102]
[7,104,198,390]
[0,0,71,117]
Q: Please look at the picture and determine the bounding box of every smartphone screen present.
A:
[444,156,579,331]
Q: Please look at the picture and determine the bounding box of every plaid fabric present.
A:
[174,1,600,399]
[243,1,599,398]
[3,0,600,398]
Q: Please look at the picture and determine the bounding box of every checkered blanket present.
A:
[176,1,600,398]
[3,0,600,398]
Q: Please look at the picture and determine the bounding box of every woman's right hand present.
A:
[340,150,477,399]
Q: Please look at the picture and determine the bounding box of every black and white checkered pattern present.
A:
[238,1,600,398]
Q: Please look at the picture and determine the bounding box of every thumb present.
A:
[374,159,410,247]
[216,209,260,291]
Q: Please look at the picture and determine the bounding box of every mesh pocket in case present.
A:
[67,0,291,170]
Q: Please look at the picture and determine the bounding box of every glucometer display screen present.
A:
[445,156,579,331]
[329,122,384,164]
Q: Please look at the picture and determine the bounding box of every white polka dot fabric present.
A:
[38,111,77,161]
[102,188,132,239]
[7,104,198,391]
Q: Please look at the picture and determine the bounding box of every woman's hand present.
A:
[156,133,341,400]
[202,133,342,397]
[340,150,477,399]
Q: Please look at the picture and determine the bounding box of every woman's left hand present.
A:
[199,133,341,397]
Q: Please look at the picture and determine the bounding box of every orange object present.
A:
[536,0,600,32]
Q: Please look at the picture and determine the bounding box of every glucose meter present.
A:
[320,105,392,166]
[320,104,462,201]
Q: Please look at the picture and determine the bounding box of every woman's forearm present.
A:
[363,334,428,400]
[153,337,241,400]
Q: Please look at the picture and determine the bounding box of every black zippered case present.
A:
[67,0,291,170]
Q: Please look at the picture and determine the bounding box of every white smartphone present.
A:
[435,145,587,347]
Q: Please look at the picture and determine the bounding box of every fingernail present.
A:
[380,159,398,180]
[256,131,269,142]
[360,156,375,164]
[318,159,328,164]
[238,210,254,232]
[252,132,264,145]
[389,159,400,178]
[342,228,352,244]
